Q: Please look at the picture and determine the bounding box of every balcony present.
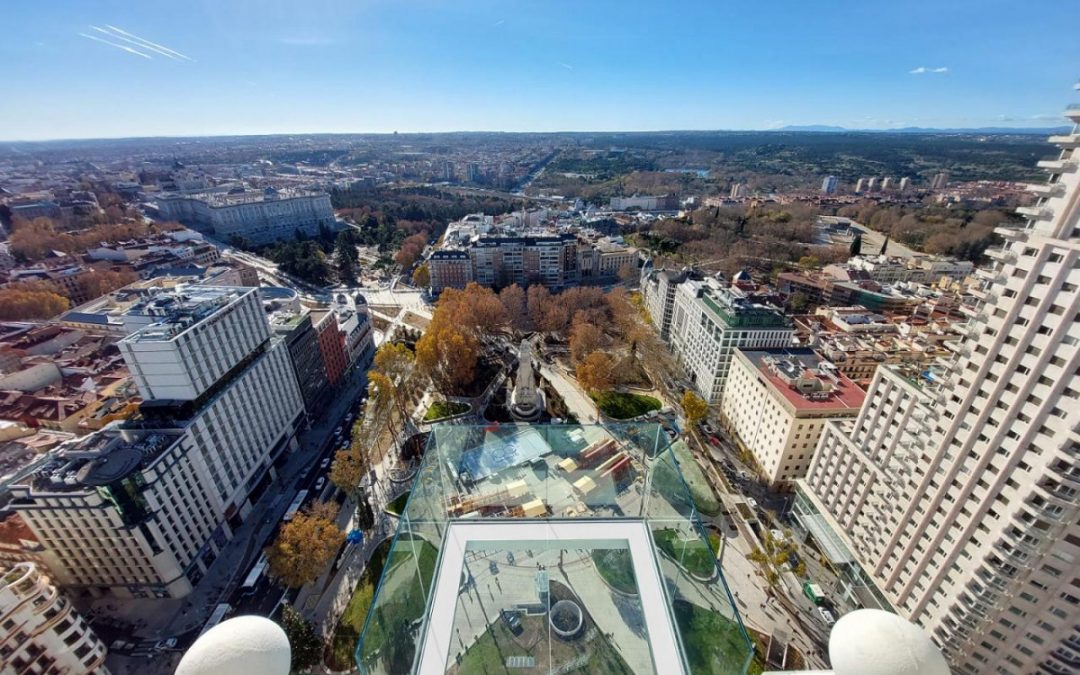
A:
[1026,182,1066,198]
[1015,205,1054,220]
[1049,133,1080,148]
[1037,158,1079,172]
[1066,103,1080,122]
[985,248,1017,264]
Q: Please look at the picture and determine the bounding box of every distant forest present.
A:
[533,131,1051,198]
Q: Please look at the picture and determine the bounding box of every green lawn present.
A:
[330,535,439,672]
[327,539,391,671]
[452,614,634,675]
[355,535,439,669]
[654,528,718,578]
[671,441,722,516]
[592,548,638,595]
[591,391,661,420]
[424,399,469,421]
[385,491,410,516]
[673,599,762,675]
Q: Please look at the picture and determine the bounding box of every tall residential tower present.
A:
[795,89,1080,675]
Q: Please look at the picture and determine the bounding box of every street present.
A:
[102,365,372,675]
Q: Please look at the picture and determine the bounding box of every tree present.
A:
[337,251,357,286]
[415,320,479,393]
[78,269,138,300]
[848,233,863,257]
[576,351,616,393]
[411,263,430,288]
[681,391,709,427]
[395,231,429,269]
[0,284,70,320]
[617,262,639,285]
[373,342,419,422]
[788,291,810,313]
[568,316,605,365]
[266,501,345,588]
[330,444,367,501]
[278,603,324,671]
[498,284,530,333]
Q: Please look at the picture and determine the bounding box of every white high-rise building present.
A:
[9,287,304,598]
[855,178,867,194]
[821,175,839,194]
[0,562,109,674]
[795,92,1080,675]
[899,177,911,192]
[667,277,793,402]
[880,176,893,191]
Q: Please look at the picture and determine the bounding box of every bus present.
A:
[199,603,232,637]
[283,489,309,522]
[241,552,269,592]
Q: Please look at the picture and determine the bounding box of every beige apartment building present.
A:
[793,96,1080,675]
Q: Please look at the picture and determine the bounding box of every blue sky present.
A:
[2,0,1077,140]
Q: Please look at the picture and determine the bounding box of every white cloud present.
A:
[910,66,948,75]
[559,62,574,71]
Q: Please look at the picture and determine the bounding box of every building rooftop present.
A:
[121,286,249,343]
[356,423,752,675]
[158,187,326,208]
[738,347,867,411]
[20,430,179,494]
[689,278,790,329]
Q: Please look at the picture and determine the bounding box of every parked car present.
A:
[747,497,759,510]
[315,477,326,491]
[155,638,177,651]
[320,457,331,470]
[701,422,716,435]
[817,607,836,626]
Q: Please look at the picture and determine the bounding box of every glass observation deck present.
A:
[354,423,753,674]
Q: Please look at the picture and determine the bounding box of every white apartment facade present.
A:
[156,189,335,245]
[721,348,864,487]
[640,265,688,343]
[9,287,304,598]
[797,101,1080,675]
[0,562,108,674]
[119,287,269,401]
[668,277,793,403]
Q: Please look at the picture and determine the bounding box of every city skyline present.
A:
[2,0,1079,141]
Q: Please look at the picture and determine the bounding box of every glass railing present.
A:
[354,423,753,674]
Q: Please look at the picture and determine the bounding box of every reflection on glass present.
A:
[354,423,753,675]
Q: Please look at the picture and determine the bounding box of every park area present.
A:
[673,600,764,675]
[327,535,438,671]
[591,391,661,420]
[424,399,470,421]
[653,528,720,578]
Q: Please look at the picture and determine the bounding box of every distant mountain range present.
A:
[775,124,1070,135]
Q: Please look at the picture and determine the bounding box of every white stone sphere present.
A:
[175,615,291,675]
[829,609,950,675]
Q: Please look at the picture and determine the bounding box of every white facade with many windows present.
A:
[8,288,304,599]
[801,100,1080,675]
[0,562,108,674]
[667,277,793,402]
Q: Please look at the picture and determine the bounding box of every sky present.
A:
[2,0,1078,140]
